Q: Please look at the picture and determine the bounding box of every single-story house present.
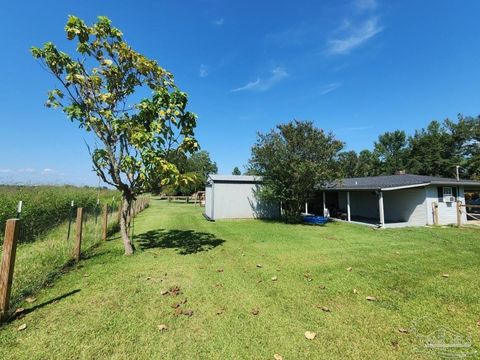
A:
[204,173,480,227]
[204,175,279,220]
[322,174,480,227]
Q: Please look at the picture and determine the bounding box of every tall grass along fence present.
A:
[0,187,150,322]
[0,185,119,245]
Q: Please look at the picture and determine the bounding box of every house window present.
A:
[443,187,452,197]
[437,186,458,202]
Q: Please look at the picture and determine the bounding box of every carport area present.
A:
[312,188,425,228]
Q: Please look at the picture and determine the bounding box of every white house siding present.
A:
[425,185,466,225]
[383,188,427,225]
[205,184,213,219]
[209,182,279,220]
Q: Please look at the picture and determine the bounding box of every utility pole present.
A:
[456,165,460,181]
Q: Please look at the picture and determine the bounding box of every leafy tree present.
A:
[31,16,198,255]
[356,149,381,177]
[374,130,409,174]
[446,115,480,179]
[155,151,217,195]
[337,151,359,178]
[407,120,456,177]
[232,167,241,175]
[249,120,343,223]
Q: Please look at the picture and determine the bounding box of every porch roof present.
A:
[326,174,480,191]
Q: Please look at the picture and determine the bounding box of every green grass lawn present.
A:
[1,198,479,359]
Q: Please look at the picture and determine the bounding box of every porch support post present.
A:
[347,191,351,222]
[322,192,326,216]
[305,201,308,214]
[378,191,385,227]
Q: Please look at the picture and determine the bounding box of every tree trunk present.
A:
[120,192,135,255]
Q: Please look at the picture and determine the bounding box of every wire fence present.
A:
[0,194,150,314]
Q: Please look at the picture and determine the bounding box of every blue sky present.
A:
[1,0,479,185]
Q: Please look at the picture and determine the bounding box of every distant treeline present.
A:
[337,115,480,179]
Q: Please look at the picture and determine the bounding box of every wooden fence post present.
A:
[432,202,439,225]
[102,204,108,241]
[0,219,20,322]
[74,208,83,262]
[456,201,462,228]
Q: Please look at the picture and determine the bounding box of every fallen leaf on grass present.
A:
[274,354,283,360]
[18,324,27,331]
[25,297,36,304]
[171,286,182,296]
[366,296,377,301]
[320,306,331,312]
[146,277,151,280]
[256,264,263,268]
[217,268,224,273]
[391,339,399,350]
[442,274,450,278]
[257,280,263,284]
[15,308,25,315]
[183,309,194,317]
[476,320,480,327]
[271,276,278,281]
[304,331,316,340]
[318,284,326,289]
[251,308,260,316]
[83,274,89,277]
[174,307,183,316]
[216,309,225,315]
[346,267,352,272]
[398,328,409,334]
[352,288,358,294]
[157,324,168,331]
[303,273,313,282]
[160,290,169,295]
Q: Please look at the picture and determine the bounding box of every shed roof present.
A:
[328,174,480,191]
[207,174,263,183]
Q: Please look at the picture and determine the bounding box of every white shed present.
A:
[204,175,279,220]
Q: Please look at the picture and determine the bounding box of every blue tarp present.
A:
[303,215,328,225]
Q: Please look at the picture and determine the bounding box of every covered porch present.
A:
[308,189,409,228]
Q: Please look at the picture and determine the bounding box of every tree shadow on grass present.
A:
[6,289,81,324]
[136,229,225,255]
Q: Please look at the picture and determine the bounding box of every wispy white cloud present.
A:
[41,168,55,175]
[319,82,342,95]
[327,17,383,55]
[231,67,288,92]
[0,168,12,173]
[199,64,208,78]
[213,18,224,26]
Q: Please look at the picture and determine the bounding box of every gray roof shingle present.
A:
[328,174,480,190]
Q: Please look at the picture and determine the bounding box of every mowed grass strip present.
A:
[1,198,479,359]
